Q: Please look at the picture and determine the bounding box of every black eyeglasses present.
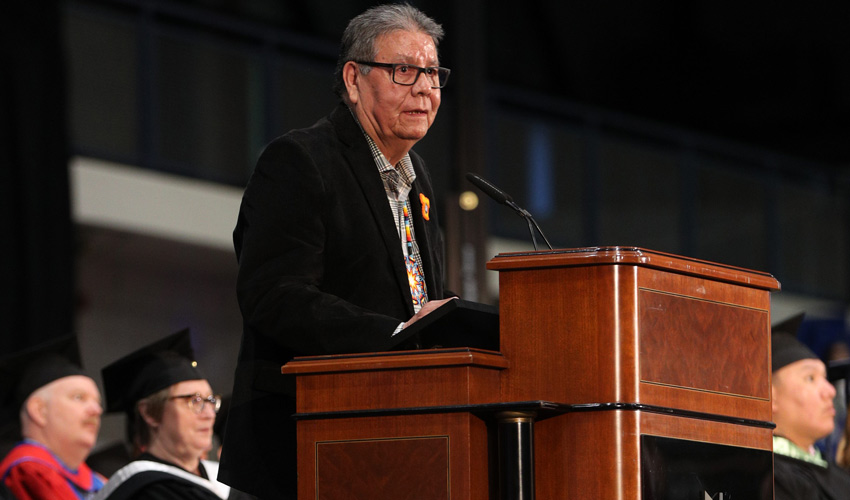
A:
[354,61,450,89]
[169,393,222,414]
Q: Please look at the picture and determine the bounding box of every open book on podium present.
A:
[389,298,499,351]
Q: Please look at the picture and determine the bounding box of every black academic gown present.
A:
[774,453,850,500]
[96,453,252,500]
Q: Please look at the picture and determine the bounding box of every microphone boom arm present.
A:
[507,200,552,251]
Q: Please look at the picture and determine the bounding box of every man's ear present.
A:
[25,396,48,427]
[342,61,361,104]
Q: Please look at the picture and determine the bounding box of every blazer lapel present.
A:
[332,105,414,315]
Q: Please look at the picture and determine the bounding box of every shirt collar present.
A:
[348,106,417,188]
[773,435,829,467]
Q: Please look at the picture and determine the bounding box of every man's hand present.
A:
[403,297,459,329]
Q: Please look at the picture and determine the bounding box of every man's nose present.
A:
[823,380,837,399]
[411,71,432,94]
[200,403,217,418]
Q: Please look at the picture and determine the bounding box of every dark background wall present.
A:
[1,0,74,354]
[484,1,850,166]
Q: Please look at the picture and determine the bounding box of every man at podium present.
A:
[217,4,456,499]
[771,317,850,498]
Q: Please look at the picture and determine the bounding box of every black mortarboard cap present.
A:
[101,328,204,414]
[0,335,87,442]
[771,313,818,372]
[0,334,86,413]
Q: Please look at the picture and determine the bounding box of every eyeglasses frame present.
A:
[354,60,450,89]
[168,393,222,414]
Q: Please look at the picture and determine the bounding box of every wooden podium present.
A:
[282,247,781,499]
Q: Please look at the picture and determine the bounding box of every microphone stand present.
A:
[466,172,554,251]
[507,200,553,251]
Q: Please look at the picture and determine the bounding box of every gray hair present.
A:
[333,3,445,101]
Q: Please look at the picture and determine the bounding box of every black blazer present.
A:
[218,103,446,499]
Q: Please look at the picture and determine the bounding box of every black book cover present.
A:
[390,299,499,352]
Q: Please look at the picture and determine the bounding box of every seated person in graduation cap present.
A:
[771,314,850,500]
[0,335,106,500]
[94,330,252,500]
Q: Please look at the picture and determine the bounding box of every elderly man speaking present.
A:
[218,4,456,499]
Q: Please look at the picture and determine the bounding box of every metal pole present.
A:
[497,411,536,500]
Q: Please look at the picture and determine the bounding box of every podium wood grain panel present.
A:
[299,413,489,500]
[316,436,449,500]
[284,350,507,413]
[638,288,770,398]
[496,262,642,404]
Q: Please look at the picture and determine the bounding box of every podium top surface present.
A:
[281,348,508,375]
[486,246,780,291]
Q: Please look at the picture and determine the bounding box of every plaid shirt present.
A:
[358,126,429,312]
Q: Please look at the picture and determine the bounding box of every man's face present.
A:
[43,375,102,453]
[772,358,836,448]
[346,29,441,159]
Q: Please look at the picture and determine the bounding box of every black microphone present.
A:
[466,172,513,205]
[466,172,553,251]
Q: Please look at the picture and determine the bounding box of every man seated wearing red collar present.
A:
[0,335,105,500]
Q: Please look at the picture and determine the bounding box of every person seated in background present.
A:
[771,314,850,499]
[0,335,106,499]
[93,329,252,500]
